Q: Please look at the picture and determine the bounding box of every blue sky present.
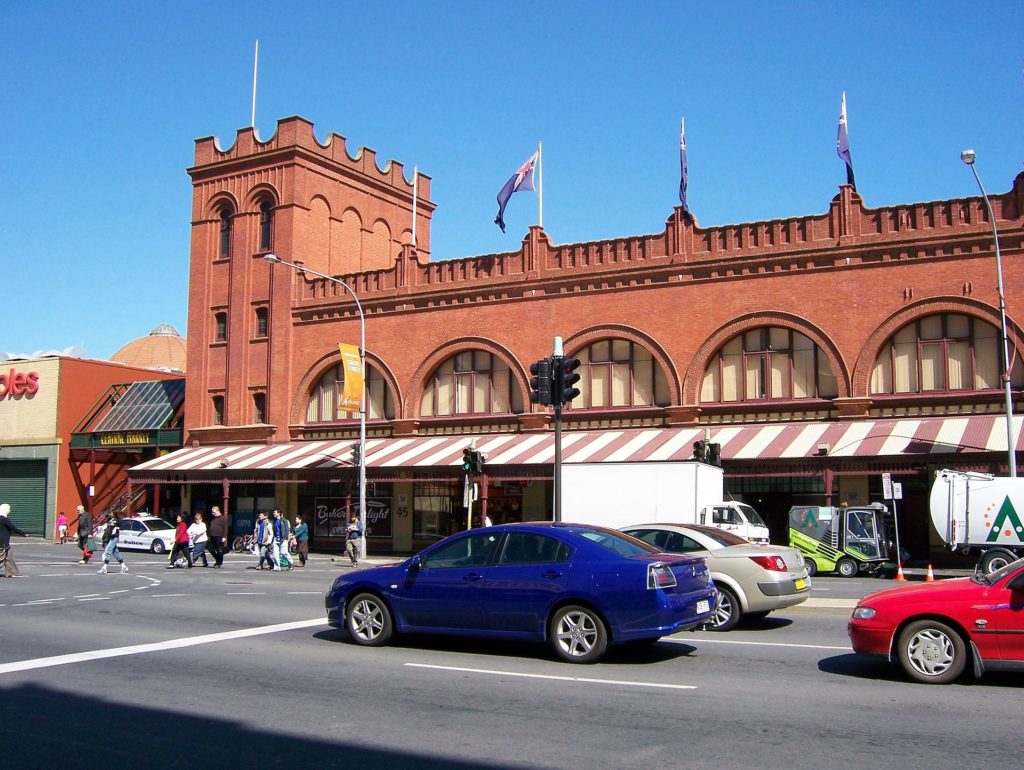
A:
[3,1,1022,359]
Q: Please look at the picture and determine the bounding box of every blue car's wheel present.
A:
[550,605,607,664]
[346,593,393,647]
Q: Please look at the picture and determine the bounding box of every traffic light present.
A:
[473,450,486,475]
[351,442,362,466]
[462,447,474,473]
[555,356,581,406]
[529,358,553,406]
[692,439,707,463]
[706,442,721,466]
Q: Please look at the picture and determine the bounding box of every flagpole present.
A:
[411,165,418,248]
[538,142,543,229]
[251,40,259,129]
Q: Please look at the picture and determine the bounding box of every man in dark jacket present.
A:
[74,504,94,564]
[0,502,28,578]
[207,506,228,568]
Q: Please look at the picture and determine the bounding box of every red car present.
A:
[848,557,1024,684]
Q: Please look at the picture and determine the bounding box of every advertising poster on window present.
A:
[313,496,392,538]
[337,343,363,411]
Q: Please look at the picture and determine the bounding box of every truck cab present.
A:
[698,502,770,544]
[788,503,891,577]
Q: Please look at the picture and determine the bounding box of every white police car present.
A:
[95,516,176,554]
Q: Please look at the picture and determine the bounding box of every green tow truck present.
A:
[788,503,893,577]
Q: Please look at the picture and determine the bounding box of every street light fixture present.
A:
[263,253,370,546]
[961,150,1018,477]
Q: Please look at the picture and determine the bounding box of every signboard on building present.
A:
[313,496,392,538]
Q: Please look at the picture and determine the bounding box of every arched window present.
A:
[420,351,523,417]
[212,395,225,426]
[870,313,1023,394]
[700,327,838,403]
[214,312,228,343]
[306,363,394,422]
[570,339,670,409]
[255,307,269,338]
[258,200,274,251]
[218,208,232,258]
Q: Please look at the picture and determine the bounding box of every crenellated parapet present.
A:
[191,115,430,202]
[289,171,1024,315]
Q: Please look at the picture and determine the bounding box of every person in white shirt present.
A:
[187,513,210,567]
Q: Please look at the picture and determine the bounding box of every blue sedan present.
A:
[325,522,716,663]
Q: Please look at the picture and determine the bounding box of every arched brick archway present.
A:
[852,296,1024,397]
[683,312,851,404]
[561,325,682,405]
[407,338,530,420]
[291,349,402,426]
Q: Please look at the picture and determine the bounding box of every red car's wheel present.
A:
[896,619,967,684]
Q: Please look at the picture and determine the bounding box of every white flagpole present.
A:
[538,142,543,229]
[411,165,419,248]
[251,40,259,128]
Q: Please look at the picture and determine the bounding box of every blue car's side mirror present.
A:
[409,555,422,572]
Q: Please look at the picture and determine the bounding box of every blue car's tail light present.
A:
[648,562,677,590]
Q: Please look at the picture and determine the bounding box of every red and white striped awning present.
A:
[130,414,1022,475]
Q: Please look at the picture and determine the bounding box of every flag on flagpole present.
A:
[836,92,857,190]
[678,117,688,212]
[494,149,539,233]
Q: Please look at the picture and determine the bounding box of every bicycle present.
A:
[232,534,256,554]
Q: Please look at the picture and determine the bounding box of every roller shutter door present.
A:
[0,460,47,536]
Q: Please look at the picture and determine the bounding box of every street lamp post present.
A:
[961,150,1017,477]
[264,253,369,549]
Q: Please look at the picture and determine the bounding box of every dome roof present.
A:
[111,324,186,372]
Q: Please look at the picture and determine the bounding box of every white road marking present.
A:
[74,594,101,599]
[14,599,65,606]
[77,597,109,602]
[109,590,129,594]
[0,617,327,675]
[404,663,697,690]
[672,637,851,651]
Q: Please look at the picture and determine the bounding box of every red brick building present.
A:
[131,116,1023,562]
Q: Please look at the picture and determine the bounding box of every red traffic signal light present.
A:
[556,356,581,405]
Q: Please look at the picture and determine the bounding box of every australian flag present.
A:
[494,150,538,232]
[837,92,857,190]
[678,117,688,212]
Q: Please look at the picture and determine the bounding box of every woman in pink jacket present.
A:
[167,513,193,569]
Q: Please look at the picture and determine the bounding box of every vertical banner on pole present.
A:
[337,343,364,412]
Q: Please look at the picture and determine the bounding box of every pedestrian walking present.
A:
[0,503,28,578]
[254,511,276,570]
[345,518,363,566]
[57,511,68,544]
[207,506,227,567]
[188,512,210,567]
[274,510,294,570]
[73,505,95,564]
[292,515,309,567]
[97,516,127,574]
[167,513,193,569]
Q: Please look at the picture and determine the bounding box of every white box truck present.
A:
[930,468,1024,573]
[560,461,770,543]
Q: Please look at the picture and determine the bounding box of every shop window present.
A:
[218,208,232,258]
[870,313,1024,395]
[700,327,837,403]
[214,312,228,343]
[255,307,269,338]
[570,339,670,409]
[253,392,266,424]
[413,483,459,540]
[212,395,225,426]
[306,362,394,422]
[420,350,523,417]
[259,200,274,251]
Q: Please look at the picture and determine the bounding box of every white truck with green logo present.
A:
[930,469,1024,573]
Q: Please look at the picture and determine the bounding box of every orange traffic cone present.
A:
[894,563,906,581]
[925,564,935,582]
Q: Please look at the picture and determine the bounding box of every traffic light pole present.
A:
[553,401,563,522]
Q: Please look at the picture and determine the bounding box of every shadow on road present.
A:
[817,653,1024,689]
[313,628,697,665]
[0,682,517,769]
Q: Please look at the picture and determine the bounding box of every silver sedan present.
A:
[622,524,810,631]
